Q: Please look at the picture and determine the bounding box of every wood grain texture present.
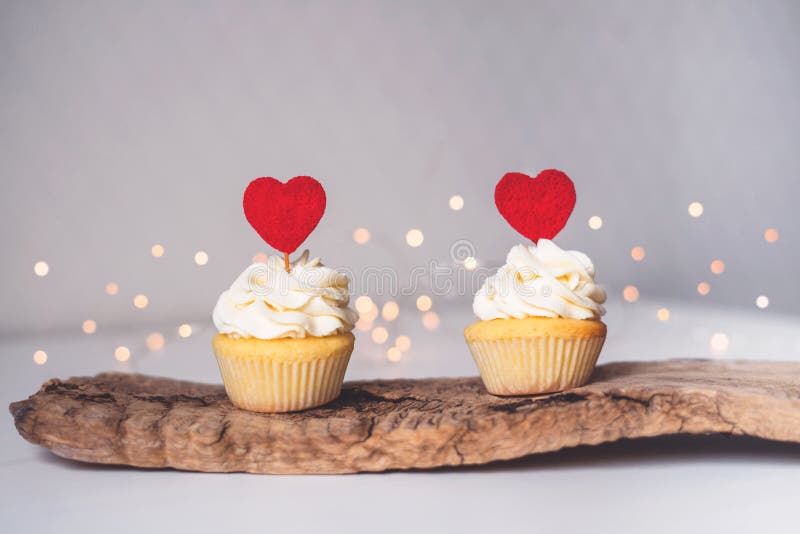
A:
[10,359,800,474]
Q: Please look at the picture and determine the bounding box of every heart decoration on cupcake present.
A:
[243,176,327,259]
[494,170,576,242]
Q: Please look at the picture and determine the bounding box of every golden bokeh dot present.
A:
[133,294,149,309]
[657,308,670,321]
[416,295,432,312]
[114,346,131,362]
[395,335,411,352]
[151,244,165,258]
[194,251,209,266]
[355,319,373,332]
[33,261,49,277]
[105,282,119,296]
[764,228,779,243]
[355,296,375,315]
[405,229,424,247]
[631,246,646,261]
[710,333,729,355]
[82,319,97,335]
[688,202,704,218]
[146,332,165,351]
[178,324,192,338]
[697,282,710,296]
[387,347,403,362]
[371,327,389,344]
[623,285,639,303]
[33,350,48,365]
[422,311,440,331]
[710,260,725,275]
[449,195,464,211]
[756,295,769,309]
[588,216,603,230]
[252,252,268,263]
[381,301,400,321]
[362,306,378,322]
[464,257,478,270]
[353,228,371,245]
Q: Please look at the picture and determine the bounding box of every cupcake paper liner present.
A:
[467,335,605,395]
[214,346,352,412]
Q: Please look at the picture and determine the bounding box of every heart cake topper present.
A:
[243,176,327,262]
[494,169,576,243]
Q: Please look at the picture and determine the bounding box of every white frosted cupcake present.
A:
[212,251,358,412]
[465,240,607,395]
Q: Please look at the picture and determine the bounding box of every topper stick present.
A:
[284,252,290,273]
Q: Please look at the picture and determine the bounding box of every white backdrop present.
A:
[1,0,798,335]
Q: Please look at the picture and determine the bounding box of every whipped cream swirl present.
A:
[473,240,606,321]
[213,251,358,339]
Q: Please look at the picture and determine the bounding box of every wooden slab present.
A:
[9,359,800,474]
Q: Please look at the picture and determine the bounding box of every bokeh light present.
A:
[133,294,149,309]
[623,285,639,303]
[33,261,49,277]
[146,332,165,351]
[657,308,670,321]
[710,260,725,275]
[353,228,370,244]
[449,195,464,211]
[631,246,646,261]
[114,346,131,362]
[252,252,268,263]
[371,327,389,344]
[194,251,209,266]
[387,347,403,362]
[361,306,378,322]
[355,296,375,315]
[764,228,779,243]
[82,319,97,335]
[381,301,399,321]
[178,324,192,338]
[422,311,440,330]
[355,318,373,332]
[688,202,704,218]
[33,350,47,365]
[588,216,603,230]
[405,229,424,247]
[756,295,769,309]
[697,282,710,296]
[416,295,432,312]
[105,282,119,296]
[151,244,164,258]
[464,257,478,270]
[395,335,411,352]
[710,333,729,355]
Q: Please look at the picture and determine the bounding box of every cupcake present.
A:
[465,239,607,395]
[212,251,358,412]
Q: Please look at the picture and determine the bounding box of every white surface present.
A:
[2,300,800,533]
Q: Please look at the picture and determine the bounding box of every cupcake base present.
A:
[212,333,354,412]
[465,317,606,396]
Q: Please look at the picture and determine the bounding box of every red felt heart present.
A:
[243,176,326,254]
[494,170,576,242]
